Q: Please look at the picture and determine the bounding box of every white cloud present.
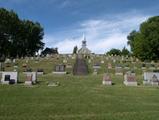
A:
[44,12,149,54]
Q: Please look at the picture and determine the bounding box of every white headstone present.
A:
[1,72,18,84]
[143,72,159,85]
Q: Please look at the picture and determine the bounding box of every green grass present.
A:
[0,74,159,120]
[1,57,159,120]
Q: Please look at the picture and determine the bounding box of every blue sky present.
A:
[0,0,159,53]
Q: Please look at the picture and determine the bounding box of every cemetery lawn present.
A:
[0,74,159,120]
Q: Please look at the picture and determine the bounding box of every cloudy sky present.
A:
[0,0,159,53]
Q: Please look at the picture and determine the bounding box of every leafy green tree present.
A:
[73,46,78,54]
[106,49,121,56]
[0,8,44,58]
[20,20,44,57]
[128,16,159,61]
[41,47,58,56]
[121,47,130,56]
[0,8,20,58]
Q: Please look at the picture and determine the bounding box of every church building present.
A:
[78,35,91,55]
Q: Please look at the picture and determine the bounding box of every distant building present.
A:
[78,35,91,55]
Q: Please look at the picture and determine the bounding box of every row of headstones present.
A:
[0,72,37,86]
[92,62,158,69]
[88,55,139,62]
[93,64,158,74]
[103,72,159,86]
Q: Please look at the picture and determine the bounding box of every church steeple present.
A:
[78,34,91,55]
[82,34,87,48]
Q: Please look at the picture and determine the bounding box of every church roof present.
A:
[78,47,91,54]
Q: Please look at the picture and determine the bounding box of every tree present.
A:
[73,46,78,54]
[106,49,121,56]
[127,16,159,61]
[0,8,45,58]
[121,47,130,56]
[41,47,58,56]
[0,8,20,58]
[19,20,44,57]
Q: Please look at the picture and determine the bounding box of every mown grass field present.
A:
[0,57,159,120]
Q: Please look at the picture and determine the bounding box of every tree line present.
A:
[0,8,44,60]
[106,47,130,56]
[127,16,159,61]
[106,16,159,61]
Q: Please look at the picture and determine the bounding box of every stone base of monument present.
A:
[150,81,159,86]
[93,71,98,75]
[143,80,149,85]
[1,81,9,85]
[48,82,60,87]
[102,80,112,85]
[52,72,67,75]
[25,81,32,86]
[143,81,159,86]
[37,72,44,75]
[124,81,137,86]
[124,67,130,70]
[115,73,123,75]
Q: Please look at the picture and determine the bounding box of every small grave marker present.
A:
[53,65,67,74]
[102,74,112,85]
[115,66,123,75]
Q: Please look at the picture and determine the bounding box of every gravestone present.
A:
[5,59,11,67]
[13,59,16,63]
[113,59,116,63]
[1,72,18,84]
[102,74,112,85]
[115,66,123,75]
[66,64,72,69]
[141,64,146,69]
[26,59,29,63]
[24,72,37,85]
[108,63,112,69]
[31,57,34,60]
[53,65,66,74]
[101,60,104,64]
[37,68,44,75]
[25,73,33,85]
[13,65,18,72]
[93,63,101,75]
[22,63,27,68]
[149,64,155,70]
[93,68,98,75]
[124,72,137,86]
[143,72,159,86]
[48,81,60,87]
[73,56,89,75]
[93,63,101,69]
[63,59,67,63]
[88,59,91,63]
